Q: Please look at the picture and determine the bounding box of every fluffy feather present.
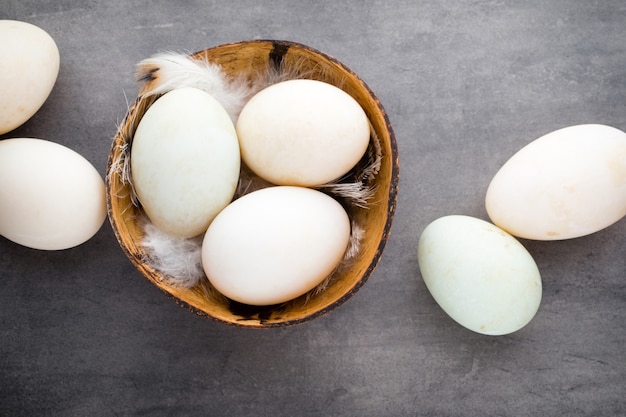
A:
[135,52,253,123]
[108,94,159,207]
[140,222,205,288]
[316,121,382,208]
[307,220,365,301]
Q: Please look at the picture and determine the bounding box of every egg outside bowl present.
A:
[106,40,399,328]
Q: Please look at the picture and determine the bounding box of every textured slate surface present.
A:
[1,1,624,416]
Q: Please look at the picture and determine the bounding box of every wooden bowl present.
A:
[106,40,399,327]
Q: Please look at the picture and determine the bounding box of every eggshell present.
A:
[131,87,240,238]
[417,215,542,336]
[0,20,60,135]
[0,138,106,250]
[202,186,351,306]
[236,79,370,186]
[486,124,626,240]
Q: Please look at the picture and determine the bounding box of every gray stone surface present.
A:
[1,1,625,416]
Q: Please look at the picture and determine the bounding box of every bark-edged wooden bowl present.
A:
[106,40,399,328]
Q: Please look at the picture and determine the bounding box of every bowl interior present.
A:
[106,40,399,327]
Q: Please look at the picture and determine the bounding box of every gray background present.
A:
[1,1,625,416]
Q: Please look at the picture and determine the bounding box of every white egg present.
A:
[0,20,60,135]
[0,138,106,250]
[131,87,240,238]
[486,124,626,240]
[236,79,370,187]
[202,186,351,306]
[417,215,542,336]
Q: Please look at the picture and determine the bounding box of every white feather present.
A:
[140,222,205,289]
[135,52,253,123]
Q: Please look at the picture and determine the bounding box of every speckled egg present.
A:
[486,124,626,240]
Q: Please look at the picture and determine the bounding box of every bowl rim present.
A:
[106,39,400,328]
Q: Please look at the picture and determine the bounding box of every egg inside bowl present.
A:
[106,40,399,328]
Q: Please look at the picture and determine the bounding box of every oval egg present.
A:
[130,87,240,238]
[0,20,60,135]
[417,215,542,336]
[0,138,106,250]
[236,79,370,187]
[486,124,626,240]
[202,186,351,306]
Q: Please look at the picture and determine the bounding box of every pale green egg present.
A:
[417,215,542,336]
